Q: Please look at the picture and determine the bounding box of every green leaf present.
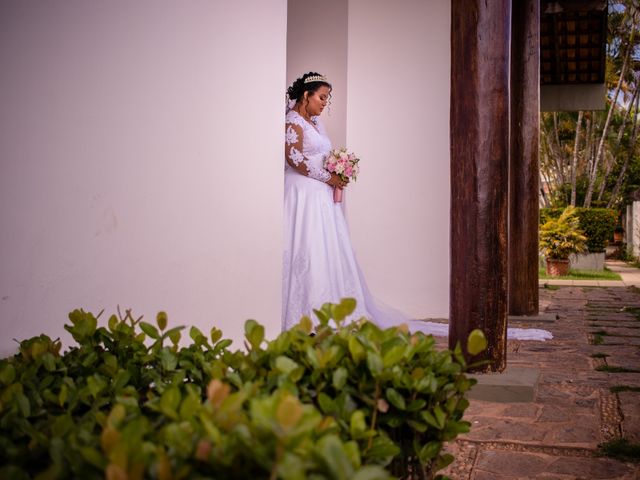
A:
[333,366,348,390]
[418,441,442,463]
[213,338,232,354]
[179,392,201,420]
[366,352,383,376]
[385,388,406,410]
[160,386,181,418]
[79,446,106,469]
[407,399,427,412]
[351,465,393,480]
[382,345,406,367]
[245,319,264,349]
[344,440,361,469]
[107,403,126,426]
[87,375,106,398]
[318,393,335,414]
[52,414,74,437]
[112,370,131,391]
[67,309,98,340]
[350,410,367,439]
[447,420,471,435]
[210,327,222,344]
[435,405,446,427]
[317,434,354,480]
[313,308,330,325]
[364,436,401,463]
[139,321,160,339]
[421,411,441,430]
[331,298,357,323]
[108,314,118,331]
[190,326,205,344]
[340,297,357,316]
[103,353,118,374]
[278,452,305,480]
[407,419,428,432]
[348,336,366,363]
[165,326,183,345]
[58,384,68,406]
[16,392,30,417]
[276,394,303,431]
[297,316,313,334]
[467,329,488,355]
[160,348,178,371]
[305,346,320,369]
[436,453,455,470]
[275,355,299,375]
[156,311,168,331]
[0,363,16,386]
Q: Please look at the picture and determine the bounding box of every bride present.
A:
[281,72,418,332]
[281,72,553,343]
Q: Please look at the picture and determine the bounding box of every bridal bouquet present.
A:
[324,148,360,203]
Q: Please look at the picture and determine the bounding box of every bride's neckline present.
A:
[290,109,319,131]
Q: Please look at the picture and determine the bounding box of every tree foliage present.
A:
[540,0,640,209]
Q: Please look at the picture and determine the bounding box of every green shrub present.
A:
[540,207,618,252]
[0,301,484,480]
[539,206,587,259]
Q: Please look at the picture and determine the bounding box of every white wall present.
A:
[627,202,640,258]
[286,0,348,148]
[0,1,287,356]
[346,0,451,318]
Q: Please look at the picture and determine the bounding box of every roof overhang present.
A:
[540,0,608,111]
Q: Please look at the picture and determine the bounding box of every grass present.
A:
[539,267,622,281]
[610,385,640,393]
[598,438,640,462]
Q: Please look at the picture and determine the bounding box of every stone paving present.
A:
[440,285,640,479]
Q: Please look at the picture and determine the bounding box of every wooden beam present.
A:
[450,0,511,372]
[509,0,540,316]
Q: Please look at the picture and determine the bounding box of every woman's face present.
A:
[304,86,331,116]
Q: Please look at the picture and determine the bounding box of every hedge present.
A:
[0,300,486,480]
[540,208,618,253]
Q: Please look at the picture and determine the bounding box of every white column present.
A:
[632,202,640,258]
[346,0,451,319]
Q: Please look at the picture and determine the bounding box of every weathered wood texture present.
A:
[449,0,511,372]
[509,0,540,316]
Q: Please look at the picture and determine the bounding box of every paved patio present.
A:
[440,281,640,479]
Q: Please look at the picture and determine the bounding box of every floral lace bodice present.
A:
[284,110,332,182]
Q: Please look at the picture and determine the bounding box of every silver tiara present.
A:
[304,74,328,84]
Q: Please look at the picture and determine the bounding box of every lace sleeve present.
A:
[284,122,331,182]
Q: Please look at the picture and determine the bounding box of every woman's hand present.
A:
[327,173,349,188]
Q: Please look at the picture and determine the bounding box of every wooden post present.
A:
[509,0,540,316]
[449,0,511,372]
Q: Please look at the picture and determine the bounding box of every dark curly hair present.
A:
[286,72,332,104]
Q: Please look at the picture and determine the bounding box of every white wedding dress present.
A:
[281,110,423,332]
[281,110,553,342]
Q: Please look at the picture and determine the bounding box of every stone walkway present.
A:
[441,285,640,479]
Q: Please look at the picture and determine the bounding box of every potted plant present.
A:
[539,206,587,276]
